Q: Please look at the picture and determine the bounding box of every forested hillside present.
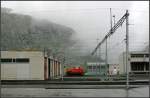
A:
[1,8,76,58]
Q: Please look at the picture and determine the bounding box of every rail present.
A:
[2,80,149,85]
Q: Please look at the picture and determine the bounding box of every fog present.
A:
[1,1,149,63]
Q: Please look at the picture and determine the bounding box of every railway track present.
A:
[2,84,148,89]
[2,80,149,85]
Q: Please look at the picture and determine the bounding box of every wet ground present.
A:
[1,86,149,97]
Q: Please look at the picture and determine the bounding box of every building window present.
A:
[145,54,149,57]
[15,58,29,63]
[131,54,144,58]
[88,66,92,72]
[1,58,29,63]
[145,63,149,71]
[13,59,16,62]
[93,66,96,72]
[131,62,147,71]
[1,58,12,63]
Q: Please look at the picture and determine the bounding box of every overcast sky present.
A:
[1,1,149,63]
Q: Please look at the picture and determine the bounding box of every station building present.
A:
[119,51,149,74]
[1,51,62,80]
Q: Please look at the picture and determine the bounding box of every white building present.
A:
[1,51,62,80]
[119,51,149,74]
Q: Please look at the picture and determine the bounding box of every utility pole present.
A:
[106,38,108,66]
[99,40,101,77]
[96,38,99,77]
[105,8,112,66]
[126,10,129,89]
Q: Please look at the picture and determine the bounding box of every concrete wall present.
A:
[1,51,44,80]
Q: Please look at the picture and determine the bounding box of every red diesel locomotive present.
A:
[66,66,84,76]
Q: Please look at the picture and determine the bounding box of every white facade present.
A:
[1,51,62,80]
[1,51,44,80]
[119,51,149,74]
